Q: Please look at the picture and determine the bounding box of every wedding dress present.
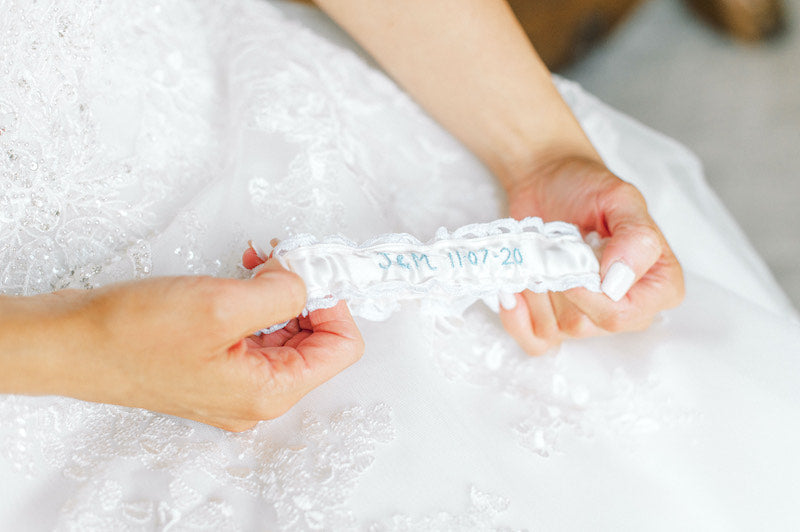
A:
[1,0,799,530]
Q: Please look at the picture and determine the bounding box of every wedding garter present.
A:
[257,217,601,333]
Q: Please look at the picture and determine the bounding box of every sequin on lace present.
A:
[1,0,693,529]
[0,0,225,294]
[0,1,514,527]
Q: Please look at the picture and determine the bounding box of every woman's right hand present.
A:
[500,156,684,355]
[0,261,364,432]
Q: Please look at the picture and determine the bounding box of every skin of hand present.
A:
[499,156,684,354]
[313,0,685,355]
[0,259,364,432]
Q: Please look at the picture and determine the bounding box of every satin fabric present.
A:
[1,0,798,530]
[270,217,600,318]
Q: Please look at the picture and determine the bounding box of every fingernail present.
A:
[260,320,290,335]
[601,261,636,302]
[248,240,270,261]
[499,292,517,310]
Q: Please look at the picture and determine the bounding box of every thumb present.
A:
[598,201,664,302]
[227,260,307,335]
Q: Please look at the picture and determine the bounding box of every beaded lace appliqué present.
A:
[1,4,519,527]
[0,0,691,529]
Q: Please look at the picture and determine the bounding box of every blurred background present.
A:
[556,0,800,308]
[286,0,799,307]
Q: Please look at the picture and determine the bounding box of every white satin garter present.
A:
[255,217,606,334]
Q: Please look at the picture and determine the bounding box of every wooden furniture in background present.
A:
[508,0,786,70]
[292,0,787,71]
[507,0,643,70]
[684,0,785,42]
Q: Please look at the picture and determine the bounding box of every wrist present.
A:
[494,133,603,194]
[0,291,89,397]
[502,152,608,197]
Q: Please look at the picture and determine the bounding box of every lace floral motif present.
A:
[0,0,703,529]
[228,1,496,242]
[223,404,397,530]
[3,396,513,530]
[369,487,515,532]
[431,308,693,458]
[1,396,398,530]
[0,0,228,295]
[0,0,520,527]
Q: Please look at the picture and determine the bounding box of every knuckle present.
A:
[598,309,632,333]
[536,321,560,343]
[202,289,235,329]
[198,278,255,330]
[287,271,307,299]
[560,316,589,337]
[268,267,305,294]
[669,269,687,308]
[525,338,561,357]
[634,226,662,256]
[609,180,646,206]
[349,333,366,363]
[533,316,559,343]
[280,270,307,309]
[258,268,307,315]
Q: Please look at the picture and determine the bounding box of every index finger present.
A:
[596,185,664,301]
[299,301,365,367]
[564,255,683,333]
[283,301,365,393]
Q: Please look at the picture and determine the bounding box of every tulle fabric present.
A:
[1,0,798,530]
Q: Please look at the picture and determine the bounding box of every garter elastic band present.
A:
[257,217,601,333]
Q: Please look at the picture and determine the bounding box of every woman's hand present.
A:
[292,1,683,354]
[0,258,364,432]
[499,156,684,355]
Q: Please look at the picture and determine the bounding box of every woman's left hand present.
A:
[499,155,685,355]
[0,250,364,432]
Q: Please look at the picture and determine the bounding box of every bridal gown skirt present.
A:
[1,1,799,530]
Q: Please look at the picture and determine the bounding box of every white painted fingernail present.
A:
[248,240,270,261]
[601,261,636,302]
[499,292,517,310]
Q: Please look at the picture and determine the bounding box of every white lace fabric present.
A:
[2,0,800,530]
[264,217,600,326]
